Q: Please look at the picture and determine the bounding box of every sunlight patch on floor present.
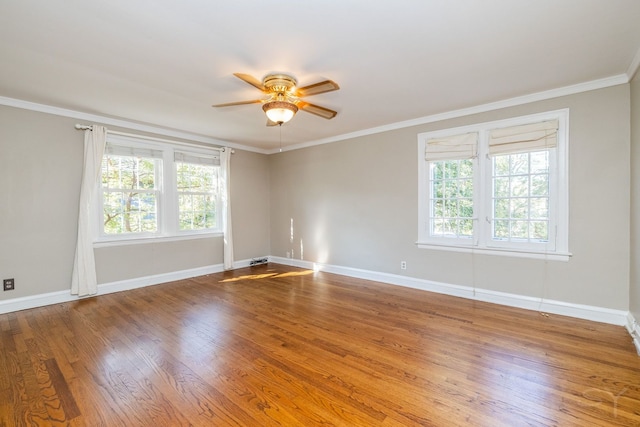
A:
[219,270,315,283]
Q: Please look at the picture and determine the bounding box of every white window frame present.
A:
[96,134,224,246]
[417,109,570,261]
[174,151,222,234]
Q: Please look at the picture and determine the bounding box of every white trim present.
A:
[415,242,571,261]
[96,264,225,296]
[0,96,266,154]
[627,312,640,355]
[0,257,263,314]
[0,255,631,330]
[269,257,627,326]
[627,46,640,81]
[0,72,628,156]
[274,74,628,154]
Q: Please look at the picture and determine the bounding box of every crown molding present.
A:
[273,73,629,154]
[627,46,640,81]
[1,70,630,157]
[0,96,269,154]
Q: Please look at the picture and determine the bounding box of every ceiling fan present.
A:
[213,73,339,125]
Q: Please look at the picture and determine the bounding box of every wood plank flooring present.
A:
[1,263,639,426]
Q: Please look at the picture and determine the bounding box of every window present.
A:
[175,152,220,231]
[98,135,223,242]
[101,146,162,235]
[418,110,569,260]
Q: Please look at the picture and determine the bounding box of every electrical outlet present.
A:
[3,278,15,291]
[400,261,407,270]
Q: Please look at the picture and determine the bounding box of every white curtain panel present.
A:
[221,148,234,270]
[71,126,106,296]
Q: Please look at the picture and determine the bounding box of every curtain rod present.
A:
[74,124,233,153]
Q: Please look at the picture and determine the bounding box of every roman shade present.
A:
[488,119,559,155]
[425,132,478,161]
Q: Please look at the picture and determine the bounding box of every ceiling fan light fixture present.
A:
[263,101,298,124]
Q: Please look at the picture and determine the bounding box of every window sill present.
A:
[416,242,572,262]
[94,232,223,248]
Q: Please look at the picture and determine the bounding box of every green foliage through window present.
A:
[101,155,158,234]
[176,162,219,231]
[430,159,474,238]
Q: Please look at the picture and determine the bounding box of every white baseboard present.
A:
[627,313,640,355]
[96,263,226,296]
[270,256,629,326]
[1,256,630,329]
[0,258,260,315]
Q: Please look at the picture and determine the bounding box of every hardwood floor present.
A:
[1,263,639,426]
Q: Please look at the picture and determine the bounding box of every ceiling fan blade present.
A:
[296,80,340,97]
[212,99,262,107]
[298,101,338,119]
[233,73,265,91]
[266,119,279,127]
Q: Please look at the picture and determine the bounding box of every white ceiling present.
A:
[1,1,640,152]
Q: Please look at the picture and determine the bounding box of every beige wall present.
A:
[631,72,640,320]
[0,83,634,315]
[270,85,631,311]
[0,105,270,300]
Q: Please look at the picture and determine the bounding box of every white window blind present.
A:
[175,151,220,166]
[105,144,163,159]
[425,132,478,161]
[488,119,558,156]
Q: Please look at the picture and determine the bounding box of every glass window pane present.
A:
[433,219,444,236]
[459,199,473,218]
[444,199,458,218]
[444,180,458,198]
[432,162,444,180]
[530,221,548,241]
[493,220,509,239]
[530,151,549,174]
[494,198,509,219]
[510,153,529,175]
[432,199,444,217]
[443,219,456,235]
[432,180,443,198]
[530,198,548,219]
[511,221,529,239]
[494,156,509,176]
[445,161,459,179]
[459,178,473,198]
[510,176,529,197]
[510,198,528,219]
[459,219,473,237]
[531,174,549,196]
[459,159,473,178]
[494,177,509,197]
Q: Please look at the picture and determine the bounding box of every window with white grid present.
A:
[418,110,569,260]
[430,159,475,240]
[175,152,220,231]
[97,136,224,242]
[101,147,161,235]
[491,151,550,244]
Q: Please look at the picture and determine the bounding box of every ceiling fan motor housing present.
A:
[263,74,297,94]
